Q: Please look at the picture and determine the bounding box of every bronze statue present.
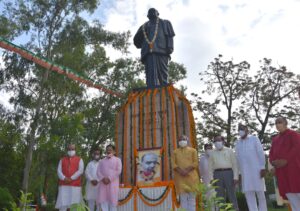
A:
[134,8,175,88]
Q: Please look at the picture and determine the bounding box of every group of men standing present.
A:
[55,144,122,211]
[171,126,267,211]
[197,117,300,211]
[54,116,300,211]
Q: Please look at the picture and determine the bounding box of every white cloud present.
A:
[97,0,300,97]
[1,0,299,100]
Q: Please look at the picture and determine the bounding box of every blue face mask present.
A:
[214,141,223,150]
[239,130,246,137]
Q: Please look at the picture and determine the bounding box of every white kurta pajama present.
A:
[235,135,267,211]
[55,159,84,211]
[199,154,211,185]
[85,160,100,211]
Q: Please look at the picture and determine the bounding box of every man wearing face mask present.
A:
[199,143,213,185]
[269,117,300,210]
[97,144,122,211]
[208,136,239,211]
[85,148,101,211]
[235,124,267,211]
[171,135,199,211]
[55,144,84,211]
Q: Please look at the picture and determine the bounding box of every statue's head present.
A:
[147,8,159,20]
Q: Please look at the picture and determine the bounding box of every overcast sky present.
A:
[88,0,300,94]
[1,0,300,98]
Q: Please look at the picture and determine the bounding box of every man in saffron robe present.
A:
[171,135,199,211]
[97,144,122,211]
[133,8,175,88]
[269,117,300,210]
[55,144,84,211]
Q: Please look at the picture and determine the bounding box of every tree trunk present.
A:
[21,70,49,194]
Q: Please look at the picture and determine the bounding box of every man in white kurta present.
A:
[85,148,101,211]
[199,143,213,185]
[55,144,84,211]
[235,124,267,211]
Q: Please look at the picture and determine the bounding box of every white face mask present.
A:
[94,155,100,160]
[68,150,76,157]
[214,141,223,150]
[179,140,188,147]
[239,130,246,137]
[205,149,213,156]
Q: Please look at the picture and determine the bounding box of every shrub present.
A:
[236,191,248,211]
[0,187,14,210]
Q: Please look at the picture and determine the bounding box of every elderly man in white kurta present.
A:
[235,124,267,211]
[85,148,101,211]
[55,144,84,211]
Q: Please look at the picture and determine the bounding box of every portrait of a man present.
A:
[136,148,162,186]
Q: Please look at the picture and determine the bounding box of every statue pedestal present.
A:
[115,85,198,210]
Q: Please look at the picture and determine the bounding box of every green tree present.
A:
[193,55,251,145]
[0,0,124,196]
[0,0,187,204]
[239,58,299,147]
[0,115,23,199]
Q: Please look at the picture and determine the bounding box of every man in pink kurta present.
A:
[97,144,122,211]
[269,117,300,210]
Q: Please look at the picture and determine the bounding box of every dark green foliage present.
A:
[0,187,14,210]
[236,192,248,211]
[0,0,187,205]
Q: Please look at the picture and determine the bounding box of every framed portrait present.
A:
[136,147,162,186]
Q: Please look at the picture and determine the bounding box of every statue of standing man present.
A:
[134,8,175,88]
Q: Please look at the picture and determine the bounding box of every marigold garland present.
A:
[137,185,171,207]
[152,88,158,146]
[138,186,169,202]
[118,188,134,205]
[142,18,159,52]
[168,86,177,154]
[123,98,130,184]
[146,90,151,148]
[161,88,168,179]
